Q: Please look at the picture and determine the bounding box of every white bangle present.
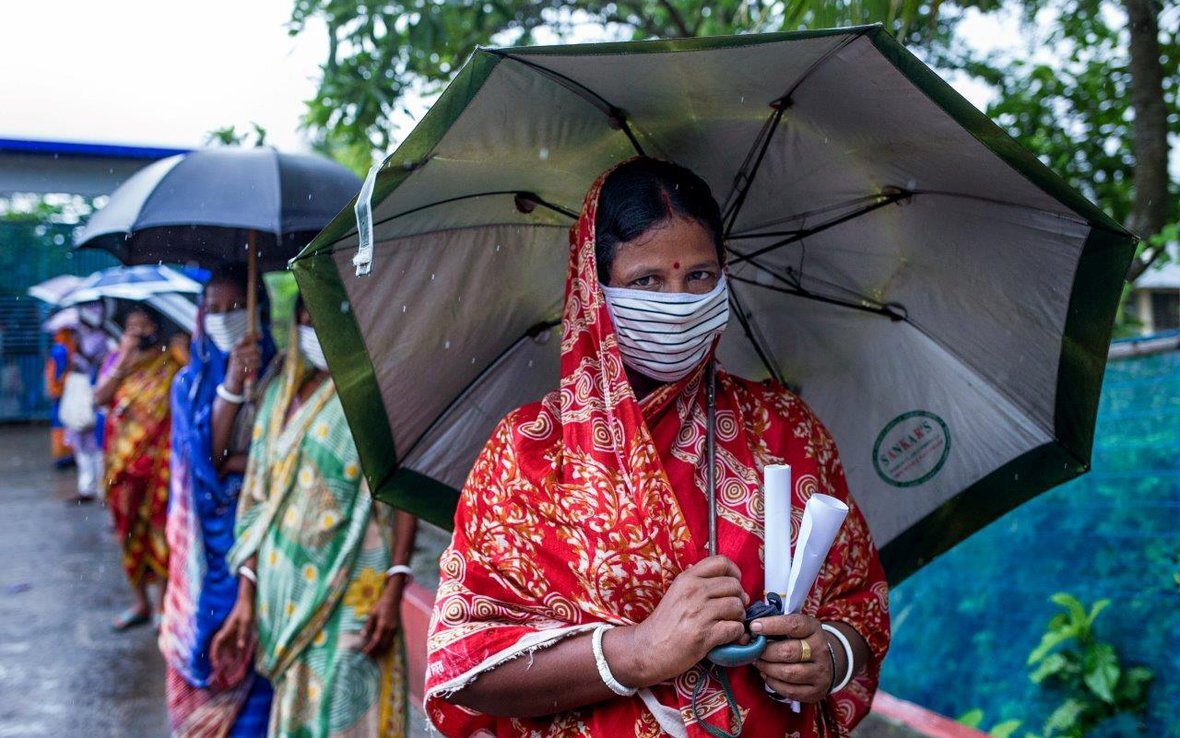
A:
[385,564,414,580]
[591,624,637,697]
[238,565,257,584]
[216,383,246,404]
[822,623,856,693]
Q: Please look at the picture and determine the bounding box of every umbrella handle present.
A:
[245,230,258,397]
[706,360,717,557]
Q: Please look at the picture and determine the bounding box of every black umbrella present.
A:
[76,147,361,333]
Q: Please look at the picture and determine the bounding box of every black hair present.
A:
[118,302,173,341]
[205,262,270,316]
[594,158,725,284]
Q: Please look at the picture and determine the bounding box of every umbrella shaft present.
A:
[707,361,717,557]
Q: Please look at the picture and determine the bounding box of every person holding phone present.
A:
[94,305,185,631]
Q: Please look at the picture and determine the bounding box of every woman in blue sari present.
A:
[160,264,278,738]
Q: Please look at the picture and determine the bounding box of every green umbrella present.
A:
[290,26,1136,582]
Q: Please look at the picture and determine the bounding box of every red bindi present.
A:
[673,261,680,270]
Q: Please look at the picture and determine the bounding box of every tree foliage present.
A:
[952,0,1178,276]
[289,0,984,170]
[290,0,1176,279]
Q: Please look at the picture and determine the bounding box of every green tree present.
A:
[288,0,979,172]
[954,0,1178,279]
[290,0,1176,276]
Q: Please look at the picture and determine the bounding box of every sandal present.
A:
[111,608,151,631]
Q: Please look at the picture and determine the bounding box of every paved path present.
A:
[0,426,168,737]
[0,424,922,738]
[0,426,433,738]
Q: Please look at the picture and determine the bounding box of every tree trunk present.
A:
[1122,0,1170,282]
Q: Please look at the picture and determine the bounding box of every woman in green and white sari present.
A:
[213,298,418,738]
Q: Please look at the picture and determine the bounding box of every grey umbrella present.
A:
[290,27,1136,582]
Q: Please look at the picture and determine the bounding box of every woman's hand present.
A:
[114,332,142,374]
[210,596,256,676]
[359,577,404,657]
[751,614,833,703]
[611,555,748,686]
[223,333,261,393]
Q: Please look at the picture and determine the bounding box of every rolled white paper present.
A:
[783,494,849,615]
[763,464,792,598]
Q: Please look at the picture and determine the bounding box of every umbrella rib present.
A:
[488,50,647,157]
[726,286,785,385]
[727,193,894,239]
[398,319,562,466]
[908,189,1094,225]
[728,273,907,321]
[726,189,910,265]
[721,104,788,236]
[312,222,570,260]
[314,191,577,252]
[720,31,867,234]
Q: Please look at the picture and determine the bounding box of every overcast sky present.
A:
[0,0,328,151]
[0,2,1018,155]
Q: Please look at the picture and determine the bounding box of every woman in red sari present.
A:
[426,159,890,738]
[95,306,184,630]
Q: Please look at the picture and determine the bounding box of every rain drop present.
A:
[527,360,534,368]
[340,301,350,314]
[402,305,407,313]
[495,244,501,252]
[431,273,435,281]
[471,357,476,364]
[444,340,451,349]
[539,148,550,161]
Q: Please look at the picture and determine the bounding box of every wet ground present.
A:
[0,426,435,738]
[0,425,168,737]
[0,423,933,738]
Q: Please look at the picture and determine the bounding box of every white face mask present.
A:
[602,276,729,383]
[204,309,251,353]
[299,325,328,372]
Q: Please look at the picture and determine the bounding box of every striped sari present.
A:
[229,356,407,738]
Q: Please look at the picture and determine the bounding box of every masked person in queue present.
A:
[94,304,186,631]
[160,264,278,737]
[212,295,419,738]
[425,159,890,738]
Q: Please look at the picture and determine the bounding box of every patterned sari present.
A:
[425,169,890,738]
[103,348,183,586]
[161,321,277,738]
[46,329,76,465]
[229,355,407,738]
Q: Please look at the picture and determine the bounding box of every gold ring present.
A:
[799,639,811,662]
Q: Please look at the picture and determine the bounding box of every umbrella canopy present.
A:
[290,26,1136,582]
[74,148,362,270]
[27,274,85,305]
[42,307,81,333]
[55,265,201,334]
[58,264,200,304]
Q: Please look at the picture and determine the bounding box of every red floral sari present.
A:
[425,169,890,738]
[103,349,182,586]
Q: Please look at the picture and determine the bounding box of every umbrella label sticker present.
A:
[872,411,951,488]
